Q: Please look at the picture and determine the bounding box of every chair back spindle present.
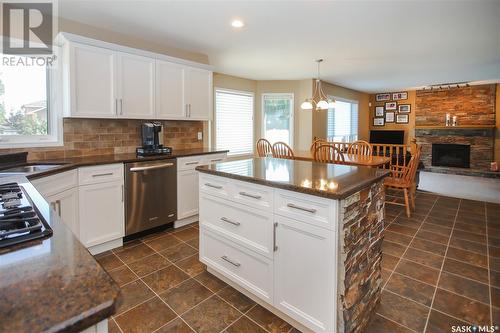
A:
[272,142,295,159]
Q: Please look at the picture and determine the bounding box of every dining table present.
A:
[293,150,391,167]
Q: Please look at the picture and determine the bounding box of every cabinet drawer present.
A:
[274,189,336,230]
[203,153,227,165]
[31,169,78,197]
[200,228,273,303]
[200,195,273,257]
[199,174,231,199]
[79,164,124,185]
[230,179,273,212]
[178,155,205,171]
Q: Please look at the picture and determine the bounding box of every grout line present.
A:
[110,317,124,333]
[422,198,462,332]
[375,313,420,333]
[486,202,493,327]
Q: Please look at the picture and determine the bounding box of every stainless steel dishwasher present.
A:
[125,159,177,236]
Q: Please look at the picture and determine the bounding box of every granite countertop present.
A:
[196,157,390,200]
[19,148,228,179]
[0,176,120,333]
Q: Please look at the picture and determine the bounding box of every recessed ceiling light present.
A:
[231,19,244,28]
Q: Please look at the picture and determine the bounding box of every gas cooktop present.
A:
[0,182,52,248]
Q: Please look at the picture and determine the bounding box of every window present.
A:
[0,54,60,147]
[327,97,358,142]
[215,88,254,156]
[262,93,293,146]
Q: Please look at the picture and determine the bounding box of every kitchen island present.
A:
[196,157,389,333]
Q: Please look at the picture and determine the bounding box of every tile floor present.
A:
[94,224,301,333]
[95,191,500,333]
[372,190,500,333]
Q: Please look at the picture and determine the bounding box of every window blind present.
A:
[215,89,254,156]
[327,99,358,142]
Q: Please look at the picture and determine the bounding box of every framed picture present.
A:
[398,104,411,113]
[392,92,408,100]
[385,112,395,123]
[375,106,384,117]
[396,114,409,124]
[375,93,391,102]
[373,117,385,126]
[385,102,397,110]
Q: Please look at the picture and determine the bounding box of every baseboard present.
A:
[419,171,500,203]
[175,215,199,228]
[88,238,123,255]
[207,267,313,333]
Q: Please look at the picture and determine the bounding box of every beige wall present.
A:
[495,84,500,164]
[312,82,370,142]
[58,18,209,64]
[368,90,416,144]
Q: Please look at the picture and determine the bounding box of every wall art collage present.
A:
[373,91,410,126]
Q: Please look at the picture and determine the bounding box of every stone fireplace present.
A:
[414,84,496,172]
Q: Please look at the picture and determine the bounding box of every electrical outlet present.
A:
[197,132,203,140]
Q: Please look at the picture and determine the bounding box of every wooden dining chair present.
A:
[310,138,327,154]
[314,144,345,164]
[256,138,273,157]
[347,140,372,156]
[384,146,422,217]
[272,142,295,159]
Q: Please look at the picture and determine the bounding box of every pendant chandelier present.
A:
[300,59,336,111]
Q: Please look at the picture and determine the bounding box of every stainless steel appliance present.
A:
[125,159,177,236]
[136,122,172,156]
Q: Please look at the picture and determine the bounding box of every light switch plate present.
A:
[197,132,203,140]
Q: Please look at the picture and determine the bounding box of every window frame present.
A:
[214,87,255,157]
[0,40,62,148]
[326,95,359,142]
[261,92,294,148]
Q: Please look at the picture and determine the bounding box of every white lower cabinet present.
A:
[46,187,80,237]
[274,215,336,332]
[178,169,199,219]
[199,173,337,333]
[79,176,124,248]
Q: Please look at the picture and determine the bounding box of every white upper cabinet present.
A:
[60,33,213,120]
[184,67,212,120]
[117,53,155,119]
[67,43,117,118]
[156,60,185,119]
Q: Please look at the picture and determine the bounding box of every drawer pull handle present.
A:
[186,161,199,165]
[221,217,240,226]
[221,255,241,267]
[286,203,317,214]
[273,222,278,252]
[211,159,223,162]
[92,172,113,177]
[205,183,222,189]
[239,191,261,200]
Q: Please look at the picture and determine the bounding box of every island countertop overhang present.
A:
[196,157,390,200]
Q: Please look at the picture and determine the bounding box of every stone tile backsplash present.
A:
[0,118,204,161]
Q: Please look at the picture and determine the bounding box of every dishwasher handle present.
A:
[130,163,174,172]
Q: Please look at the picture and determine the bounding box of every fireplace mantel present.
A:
[415,125,495,130]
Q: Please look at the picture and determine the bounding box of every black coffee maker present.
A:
[136,122,172,156]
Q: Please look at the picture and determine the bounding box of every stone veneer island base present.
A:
[196,157,388,333]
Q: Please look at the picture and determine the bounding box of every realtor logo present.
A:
[2,1,54,54]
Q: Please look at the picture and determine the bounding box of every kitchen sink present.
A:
[0,164,64,175]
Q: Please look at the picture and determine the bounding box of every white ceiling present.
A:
[58,0,500,93]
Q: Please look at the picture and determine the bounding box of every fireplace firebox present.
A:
[432,143,470,168]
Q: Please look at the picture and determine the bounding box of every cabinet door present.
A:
[185,68,212,120]
[156,60,186,119]
[117,53,155,119]
[69,43,117,118]
[46,188,79,237]
[177,169,199,219]
[79,181,124,247]
[274,215,336,332]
